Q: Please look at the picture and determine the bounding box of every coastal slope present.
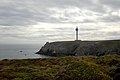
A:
[0,54,120,80]
[36,40,120,56]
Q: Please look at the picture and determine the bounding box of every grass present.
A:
[0,54,120,80]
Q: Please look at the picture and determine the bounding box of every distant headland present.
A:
[36,40,120,56]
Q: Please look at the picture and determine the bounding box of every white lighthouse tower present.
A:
[75,26,78,40]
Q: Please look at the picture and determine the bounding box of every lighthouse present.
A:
[75,26,78,40]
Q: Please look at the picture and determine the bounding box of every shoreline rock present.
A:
[36,40,120,56]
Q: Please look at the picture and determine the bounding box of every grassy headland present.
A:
[0,54,120,80]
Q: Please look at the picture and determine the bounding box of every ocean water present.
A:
[0,44,48,60]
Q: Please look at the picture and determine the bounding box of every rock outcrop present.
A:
[36,40,120,56]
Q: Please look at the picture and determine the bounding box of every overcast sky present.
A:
[0,0,120,44]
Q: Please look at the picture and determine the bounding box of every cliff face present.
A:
[36,40,120,56]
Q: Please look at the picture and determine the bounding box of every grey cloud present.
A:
[81,19,96,23]
[35,0,95,8]
[0,6,37,26]
[0,0,118,26]
[79,28,98,31]
[0,26,74,40]
[1,9,53,26]
[106,32,120,37]
[0,0,60,26]
[0,0,120,44]
[100,15,120,23]
[53,28,73,31]
[99,0,120,10]
[0,0,106,26]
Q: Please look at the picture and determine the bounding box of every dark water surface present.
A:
[0,44,48,60]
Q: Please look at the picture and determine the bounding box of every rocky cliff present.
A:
[36,40,120,56]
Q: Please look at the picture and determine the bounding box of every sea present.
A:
[0,44,48,60]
